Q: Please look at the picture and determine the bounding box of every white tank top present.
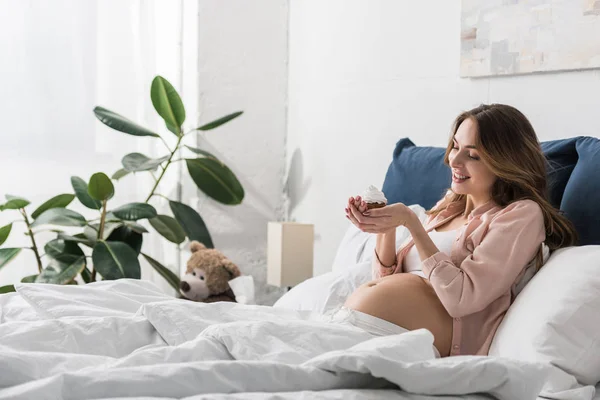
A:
[402,228,460,278]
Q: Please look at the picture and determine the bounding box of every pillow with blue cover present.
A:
[559,137,600,246]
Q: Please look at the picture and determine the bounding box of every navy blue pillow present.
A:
[381,139,450,210]
[560,137,600,245]
[541,137,580,208]
[382,137,580,211]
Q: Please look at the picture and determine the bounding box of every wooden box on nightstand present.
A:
[267,222,314,288]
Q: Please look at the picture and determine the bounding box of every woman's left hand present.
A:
[345,202,418,234]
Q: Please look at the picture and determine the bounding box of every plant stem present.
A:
[98,200,108,240]
[145,135,183,203]
[27,228,63,234]
[91,199,108,282]
[153,193,170,201]
[159,136,172,153]
[20,209,42,273]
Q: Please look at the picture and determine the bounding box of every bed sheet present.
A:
[0,279,551,400]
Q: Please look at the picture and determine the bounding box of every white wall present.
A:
[190,0,290,305]
[287,0,600,277]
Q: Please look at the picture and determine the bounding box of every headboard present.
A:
[381,136,600,246]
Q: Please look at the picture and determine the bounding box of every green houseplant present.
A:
[0,76,244,294]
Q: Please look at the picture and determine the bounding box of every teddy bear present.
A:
[179,241,241,303]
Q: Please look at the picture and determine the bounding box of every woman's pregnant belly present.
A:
[344,273,453,357]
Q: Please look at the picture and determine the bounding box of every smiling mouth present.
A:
[453,172,470,182]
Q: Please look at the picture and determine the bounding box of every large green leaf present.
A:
[35,258,86,284]
[0,285,15,294]
[31,194,76,219]
[83,222,122,243]
[149,215,186,244]
[106,226,143,254]
[0,248,21,271]
[31,208,86,228]
[57,232,93,247]
[83,226,98,244]
[185,158,244,205]
[103,211,120,222]
[169,201,213,248]
[165,122,179,135]
[112,203,157,221]
[44,239,85,264]
[71,176,102,210]
[194,111,243,131]
[123,221,148,234]
[80,266,92,283]
[0,195,30,210]
[88,173,114,201]
[111,168,131,181]
[184,145,219,160]
[122,153,169,172]
[93,106,160,137]
[21,274,38,283]
[0,223,12,246]
[92,241,140,280]
[150,76,185,136]
[141,252,180,291]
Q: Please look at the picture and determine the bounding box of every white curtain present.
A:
[0,0,195,294]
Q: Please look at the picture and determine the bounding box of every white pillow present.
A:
[275,204,427,313]
[489,246,600,388]
[272,261,371,313]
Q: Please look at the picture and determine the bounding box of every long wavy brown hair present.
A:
[427,104,578,268]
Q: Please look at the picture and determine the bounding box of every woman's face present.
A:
[448,118,497,202]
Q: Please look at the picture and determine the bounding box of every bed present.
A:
[1,136,599,399]
[0,279,549,399]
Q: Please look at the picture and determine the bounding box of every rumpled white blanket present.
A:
[0,279,550,400]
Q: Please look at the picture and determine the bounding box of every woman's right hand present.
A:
[345,195,368,228]
[346,194,398,271]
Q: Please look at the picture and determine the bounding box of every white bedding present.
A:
[0,279,552,400]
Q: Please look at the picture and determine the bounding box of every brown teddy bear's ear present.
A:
[222,259,241,279]
[190,241,207,253]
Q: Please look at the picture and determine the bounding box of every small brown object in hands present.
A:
[366,202,386,210]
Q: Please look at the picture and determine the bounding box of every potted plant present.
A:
[0,76,244,293]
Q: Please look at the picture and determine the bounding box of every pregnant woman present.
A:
[341,104,577,357]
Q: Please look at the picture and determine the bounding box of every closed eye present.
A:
[451,146,479,160]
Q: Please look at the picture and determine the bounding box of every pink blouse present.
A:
[371,197,546,356]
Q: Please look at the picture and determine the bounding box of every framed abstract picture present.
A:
[461,0,600,77]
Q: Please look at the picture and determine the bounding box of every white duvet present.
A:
[0,280,550,400]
